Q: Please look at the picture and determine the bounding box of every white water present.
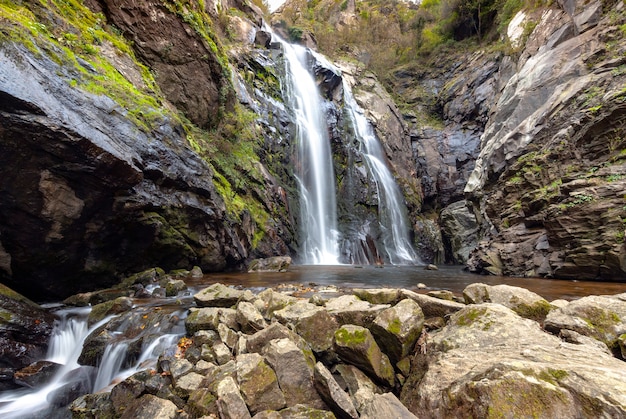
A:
[343,83,420,264]
[280,40,340,264]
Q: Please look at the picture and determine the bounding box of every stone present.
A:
[463,283,553,322]
[185,307,221,334]
[237,301,267,333]
[13,360,60,388]
[400,289,465,318]
[194,283,245,308]
[358,392,417,419]
[255,289,298,319]
[333,325,395,387]
[173,372,204,398]
[370,299,424,364]
[247,256,291,272]
[313,362,358,419]
[333,364,381,411]
[274,301,338,353]
[218,323,240,350]
[400,304,626,417]
[88,297,133,325]
[246,322,307,354]
[325,295,390,327]
[213,342,233,365]
[439,200,479,263]
[216,376,252,419]
[119,394,178,419]
[262,338,325,409]
[544,293,626,353]
[277,404,336,418]
[165,279,187,297]
[352,288,402,305]
[236,353,286,414]
[70,392,116,418]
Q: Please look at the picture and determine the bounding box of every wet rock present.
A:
[313,362,358,419]
[13,360,60,388]
[70,392,116,418]
[0,283,56,387]
[370,299,424,364]
[400,303,626,417]
[247,256,292,272]
[236,353,286,414]
[400,289,465,318]
[87,297,133,326]
[46,366,96,407]
[544,293,626,355]
[333,325,395,388]
[165,279,187,297]
[425,264,438,271]
[194,283,245,308]
[274,301,339,353]
[325,295,390,328]
[262,338,325,409]
[217,375,252,419]
[463,283,553,322]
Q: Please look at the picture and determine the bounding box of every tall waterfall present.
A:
[343,83,420,264]
[280,40,340,265]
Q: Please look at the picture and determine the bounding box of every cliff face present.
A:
[464,0,626,280]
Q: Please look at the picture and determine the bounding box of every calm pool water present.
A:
[190,265,626,301]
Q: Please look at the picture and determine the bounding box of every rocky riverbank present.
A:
[3,267,625,418]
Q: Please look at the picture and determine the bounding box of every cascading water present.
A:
[343,83,421,265]
[280,40,340,265]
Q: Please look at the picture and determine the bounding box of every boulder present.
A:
[237,301,267,333]
[216,376,252,419]
[277,404,336,418]
[463,283,553,322]
[254,289,297,319]
[13,360,60,388]
[246,322,308,354]
[313,362,358,419]
[185,307,221,334]
[439,200,479,263]
[370,299,424,364]
[358,392,417,419]
[262,338,325,409]
[194,283,245,308]
[247,256,291,272]
[325,295,390,327]
[120,394,178,419]
[351,288,402,305]
[544,293,626,354]
[236,353,286,414]
[400,303,626,417]
[88,297,133,325]
[164,279,187,297]
[274,301,338,353]
[400,289,465,318]
[333,325,395,388]
[173,372,204,398]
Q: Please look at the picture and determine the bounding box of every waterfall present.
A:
[343,82,420,265]
[280,40,340,265]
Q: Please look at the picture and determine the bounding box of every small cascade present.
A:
[280,39,340,265]
[343,82,420,264]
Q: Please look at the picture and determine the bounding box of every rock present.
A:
[400,289,465,318]
[262,338,325,409]
[247,256,291,272]
[400,303,626,417]
[173,372,204,398]
[439,200,479,263]
[425,264,438,271]
[165,279,187,297]
[70,392,116,418]
[119,394,178,419]
[87,297,133,325]
[325,295,390,327]
[370,299,424,364]
[237,301,267,333]
[254,30,272,48]
[544,293,626,354]
[213,342,233,365]
[313,362,358,419]
[463,283,553,322]
[13,360,60,388]
[274,301,339,353]
[236,353,286,414]
[352,288,402,305]
[185,307,222,334]
[333,364,381,411]
[255,289,297,319]
[216,376,252,419]
[194,283,245,308]
[358,392,417,419]
[333,325,395,388]
[190,266,203,278]
[187,361,238,417]
[277,404,336,418]
[246,322,307,354]
[218,323,240,350]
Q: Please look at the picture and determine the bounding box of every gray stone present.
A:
[217,376,252,419]
[213,342,233,365]
[185,307,221,334]
[218,323,240,350]
[262,338,325,409]
[463,283,552,322]
[370,299,424,364]
[173,372,203,398]
[236,353,286,414]
[246,322,305,354]
[278,404,336,418]
[247,256,291,272]
[237,301,267,333]
[194,283,244,308]
[352,288,402,305]
[440,200,479,263]
[119,394,178,419]
[325,295,390,327]
[274,301,338,353]
[333,325,395,387]
[400,289,465,318]
[255,289,298,319]
[358,392,417,419]
[313,362,358,419]
[165,279,187,297]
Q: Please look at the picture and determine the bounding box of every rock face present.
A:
[464,0,626,280]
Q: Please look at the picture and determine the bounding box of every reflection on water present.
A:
[190,265,626,301]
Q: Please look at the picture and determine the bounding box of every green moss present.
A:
[335,326,368,346]
[514,300,552,322]
[455,307,489,327]
[387,317,402,335]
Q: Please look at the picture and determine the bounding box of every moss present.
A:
[514,300,552,322]
[455,307,489,327]
[387,317,402,335]
[335,326,368,346]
